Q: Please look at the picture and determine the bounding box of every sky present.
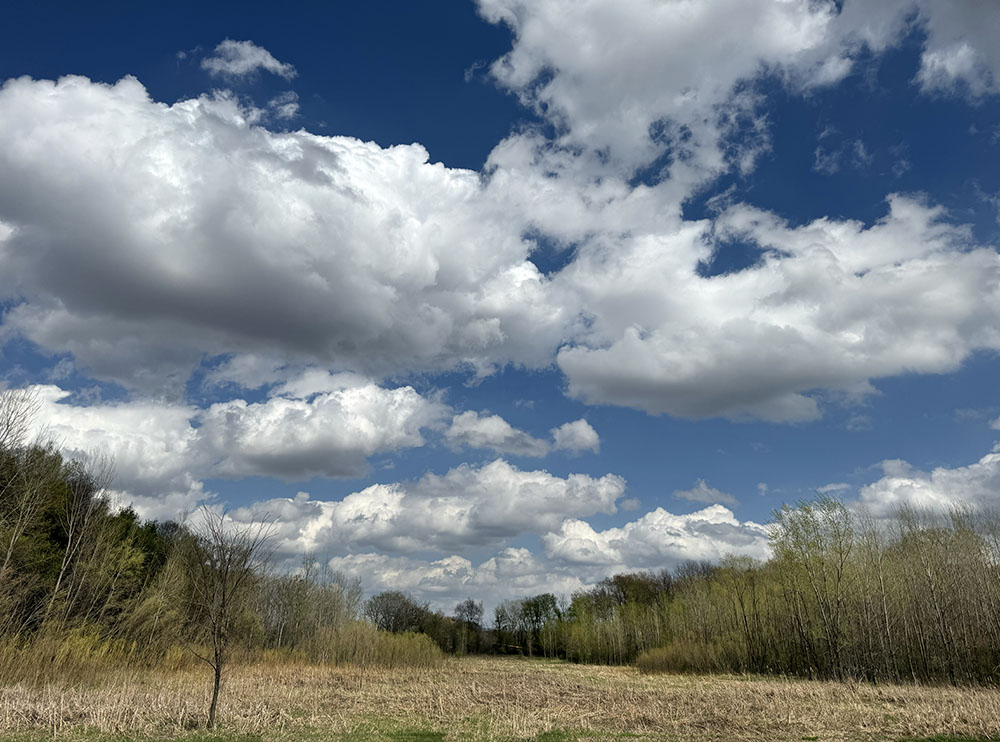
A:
[2,0,1000,612]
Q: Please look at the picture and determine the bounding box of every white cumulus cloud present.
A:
[232,459,626,554]
[25,377,447,518]
[857,445,1000,515]
[478,0,1000,191]
[444,410,550,457]
[542,505,771,568]
[478,0,851,181]
[199,376,445,479]
[444,412,600,457]
[0,75,565,395]
[554,195,1000,421]
[551,418,600,454]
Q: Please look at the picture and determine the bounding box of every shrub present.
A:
[319,621,444,669]
[636,641,724,675]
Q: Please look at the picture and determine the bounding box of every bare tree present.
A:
[257,556,362,656]
[0,388,46,580]
[181,508,275,729]
[43,455,115,625]
[0,386,39,454]
[771,497,855,679]
[0,388,49,632]
[364,590,428,633]
[455,597,484,653]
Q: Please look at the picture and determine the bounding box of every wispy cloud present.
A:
[201,39,297,80]
[674,479,739,507]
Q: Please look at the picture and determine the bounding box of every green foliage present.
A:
[0,430,176,640]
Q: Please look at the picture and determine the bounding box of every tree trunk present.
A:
[208,661,222,729]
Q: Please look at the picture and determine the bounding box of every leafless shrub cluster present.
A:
[627,499,1000,683]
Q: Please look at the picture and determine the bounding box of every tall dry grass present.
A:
[2,655,1000,740]
[0,620,442,691]
[318,621,444,669]
[635,642,726,675]
[0,630,157,688]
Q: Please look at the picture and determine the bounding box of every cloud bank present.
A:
[1,75,997,422]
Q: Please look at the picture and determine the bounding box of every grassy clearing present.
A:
[2,656,1000,741]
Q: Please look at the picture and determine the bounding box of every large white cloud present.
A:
[542,505,771,568]
[478,0,850,181]
[1,5,998,429]
[0,75,565,395]
[233,458,626,553]
[471,1,1000,422]
[478,0,1000,185]
[26,375,446,518]
[857,444,1000,515]
[198,373,445,479]
[554,196,1000,420]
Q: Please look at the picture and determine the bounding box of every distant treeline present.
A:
[401,498,1000,686]
[4,387,1000,687]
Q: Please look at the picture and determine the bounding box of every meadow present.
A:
[3,389,1000,741]
[2,656,1000,742]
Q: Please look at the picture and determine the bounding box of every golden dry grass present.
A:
[2,656,1000,741]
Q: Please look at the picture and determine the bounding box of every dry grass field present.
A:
[2,656,999,742]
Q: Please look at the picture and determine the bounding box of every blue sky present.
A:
[2,0,1000,610]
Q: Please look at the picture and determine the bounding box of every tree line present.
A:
[4,386,1000,695]
[0,388,439,726]
[386,497,1000,686]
